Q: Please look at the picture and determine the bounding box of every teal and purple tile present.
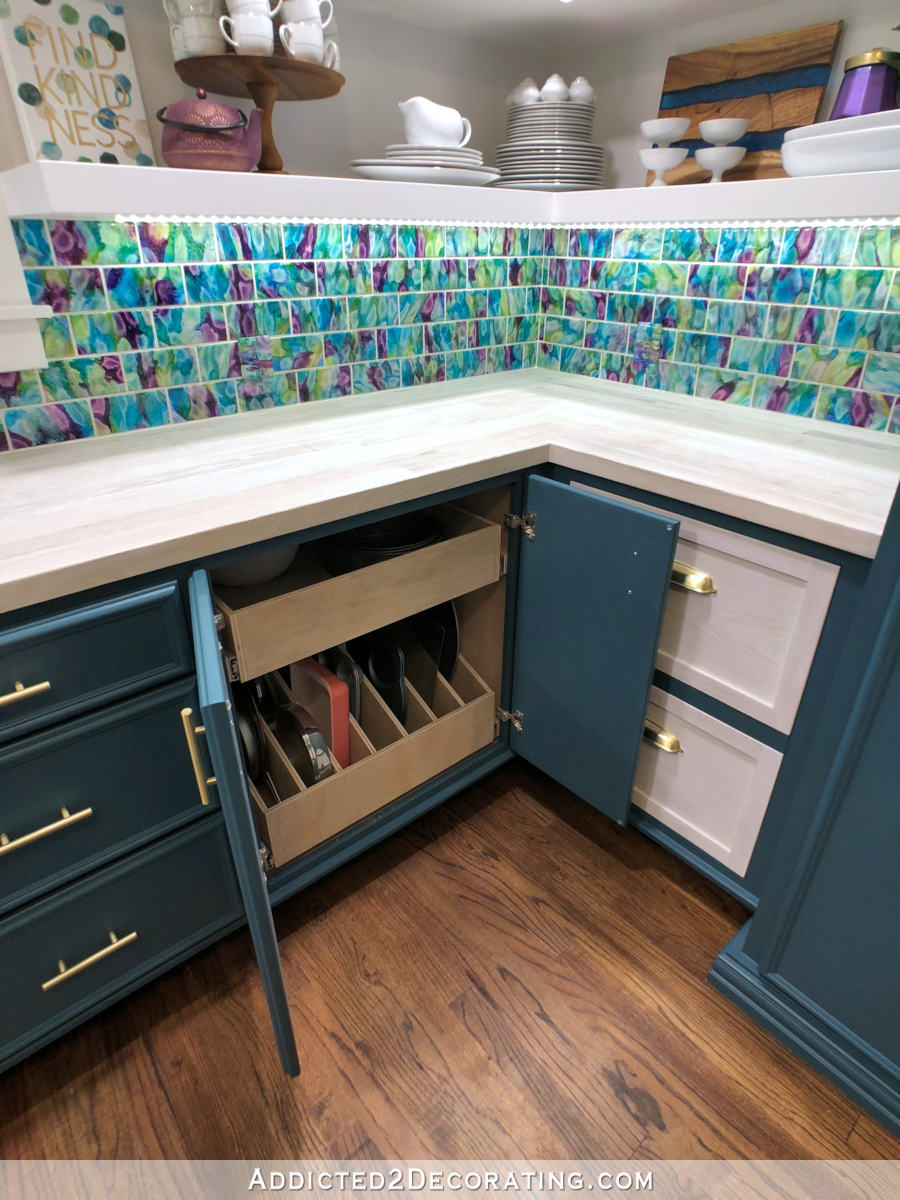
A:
[674,331,730,367]
[352,358,402,392]
[752,376,818,416]
[717,226,783,264]
[371,259,419,293]
[542,315,584,346]
[377,325,423,358]
[636,261,689,297]
[510,314,539,343]
[105,265,184,310]
[816,386,893,430]
[169,381,238,421]
[237,374,299,410]
[702,299,761,337]
[317,260,372,296]
[658,360,698,394]
[254,260,316,299]
[399,291,445,324]
[509,257,539,287]
[470,317,506,348]
[560,345,603,377]
[0,370,43,407]
[613,227,663,260]
[765,303,836,344]
[567,227,612,258]
[346,294,399,329]
[445,348,488,379]
[687,262,744,300]
[184,264,231,304]
[780,225,859,266]
[488,343,524,373]
[543,228,571,257]
[656,295,708,331]
[284,222,344,259]
[468,257,507,289]
[0,425,9,453]
[889,274,900,313]
[694,367,754,406]
[729,337,793,377]
[300,365,353,401]
[26,267,106,313]
[122,348,198,391]
[810,267,889,310]
[423,259,466,291]
[402,353,446,387]
[743,265,813,305]
[423,321,460,353]
[521,340,539,368]
[323,330,377,365]
[139,221,217,264]
[41,354,125,399]
[11,219,52,267]
[862,351,900,393]
[602,353,635,384]
[50,220,139,266]
[397,224,444,258]
[445,289,477,321]
[499,227,531,258]
[584,320,630,353]
[216,222,283,261]
[854,225,900,269]
[39,316,74,359]
[344,224,397,259]
[154,304,227,347]
[591,260,638,292]
[489,286,529,317]
[537,342,561,370]
[606,291,654,325]
[71,310,155,354]
[227,300,291,339]
[292,297,348,333]
[5,399,93,448]
[91,390,170,434]
[539,286,566,315]
[566,289,607,320]
[833,309,900,353]
[196,341,242,382]
[662,227,719,262]
[790,345,865,387]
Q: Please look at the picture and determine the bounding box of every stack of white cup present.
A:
[279,0,338,66]
[218,0,284,57]
[164,0,226,61]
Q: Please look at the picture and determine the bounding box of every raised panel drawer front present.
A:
[573,485,839,734]
[0,680,215,916]
[633,687,784,876]
[0,583,192,745]
[215,504,502,680]
[0,818,240,1066]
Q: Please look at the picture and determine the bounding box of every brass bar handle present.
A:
[41,930,138,992]
[643,719,684,754]
[0,680,51,709]
[180,707,216,807]
[0,805,93,857]
[671,561,716,595]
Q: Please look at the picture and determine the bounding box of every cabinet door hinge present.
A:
[496,707,524,733]
[224,651,240,683]
[259,843,274,874]
[504,511,536,540]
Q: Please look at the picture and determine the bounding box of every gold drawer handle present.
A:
[0,805,93,857]
[643,719,684,754]
[181,707,216,806]
[0,680,51,709]
[41,930,138,992]
[671,561,716,594]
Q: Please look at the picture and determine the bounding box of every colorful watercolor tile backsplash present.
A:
[3,216,899,450]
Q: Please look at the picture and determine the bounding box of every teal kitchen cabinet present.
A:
[190,473,679,1074]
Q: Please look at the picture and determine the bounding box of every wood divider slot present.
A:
[359,677,406,749]
[432,672,465,717]
[349,716,375,763]
[257,720,307,805]
[452,655,491,705]
[404,680,437,734]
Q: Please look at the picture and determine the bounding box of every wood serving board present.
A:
[647,20,842,185]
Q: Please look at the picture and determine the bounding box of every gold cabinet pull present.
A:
[41,930,138,992]
[180,707,216,806]
[643,719,684,754]
[0,805,93,857]
[0,680,51,709]
[671,561,716,594]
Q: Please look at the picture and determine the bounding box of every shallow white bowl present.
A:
[640,117,690,146]
[781,122,900,175]
[698,118,749,146]
[695,145,746,181]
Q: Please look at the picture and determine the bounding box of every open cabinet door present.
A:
[188,570,300,1077]
[509,476,678,824]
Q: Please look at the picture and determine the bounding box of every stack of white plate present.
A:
[351,144,499,186]
[494,102,605,191]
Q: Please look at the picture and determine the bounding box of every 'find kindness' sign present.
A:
[0,0,155,165]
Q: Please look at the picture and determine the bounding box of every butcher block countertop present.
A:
[2,369,898,615]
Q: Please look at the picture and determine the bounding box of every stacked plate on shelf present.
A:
[494,102,605,191]
[351,143,499,186]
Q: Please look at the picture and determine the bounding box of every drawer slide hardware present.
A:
[0,679,51,709]
[42,930,138,992]
[670,561,716,595]
[496,707,524,733]
[504,511,536,541]
[643,719,684,755]
[180,707,216,806]
[0,805,93,857]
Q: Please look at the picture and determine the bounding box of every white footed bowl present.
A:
[639,145,688,185]
[695,145,746,182]
[698,118,749,146]
[640,117,690,146]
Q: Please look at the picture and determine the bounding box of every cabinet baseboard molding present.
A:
[709,925,900,1137]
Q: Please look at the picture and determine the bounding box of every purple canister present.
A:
[829,49,900,120]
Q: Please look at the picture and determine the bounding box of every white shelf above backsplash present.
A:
[1,160,898,226]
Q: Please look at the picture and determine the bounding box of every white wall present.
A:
[538,0,900,189]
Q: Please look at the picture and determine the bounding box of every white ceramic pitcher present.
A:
[399,97,472,148]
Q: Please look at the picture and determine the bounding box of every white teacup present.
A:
[174,13,225,56]
[164,0,220,18]
[279,18,323,62]
[219,10,273,54]
[323,38,339,70]
[282,0,332,26]
[226,0,282,15]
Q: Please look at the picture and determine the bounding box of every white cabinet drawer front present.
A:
[573,484,839,733]
[633,687,783,876]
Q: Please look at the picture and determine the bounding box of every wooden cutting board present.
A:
[647,20,842,185]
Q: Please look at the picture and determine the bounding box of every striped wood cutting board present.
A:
[647,20,843,185]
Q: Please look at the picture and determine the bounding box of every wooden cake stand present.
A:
[175,54,345,174]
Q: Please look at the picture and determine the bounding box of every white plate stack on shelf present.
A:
[350,143,499,186]
[494,76,605,191]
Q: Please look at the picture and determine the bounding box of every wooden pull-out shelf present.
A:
[249,656,496,867]
[215,505,503,681]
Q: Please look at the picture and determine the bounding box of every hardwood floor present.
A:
[1,762,896,1160]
